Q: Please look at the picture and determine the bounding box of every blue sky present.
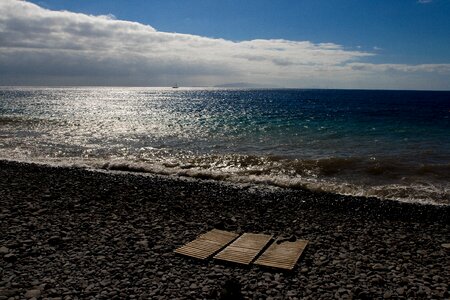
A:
[1,0,449,89]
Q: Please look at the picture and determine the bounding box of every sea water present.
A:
[1,87,449,205]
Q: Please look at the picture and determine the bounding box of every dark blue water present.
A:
[1,87,449,204]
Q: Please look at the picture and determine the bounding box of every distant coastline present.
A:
[214,82,282,88]
[1,85,449,92]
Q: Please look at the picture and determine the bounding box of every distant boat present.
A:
[172,83,179,89]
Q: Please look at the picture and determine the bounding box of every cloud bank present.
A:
[0,0,449,89]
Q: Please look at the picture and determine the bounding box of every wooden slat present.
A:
[254,238,308,270]
[174,229,239,260]
[213,233,273,265]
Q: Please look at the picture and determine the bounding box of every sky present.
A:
[0,0,449,89]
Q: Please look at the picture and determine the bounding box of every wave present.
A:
[101,153,450,180]
[0,115,63,127]
[1,153,449,206]
[95,155,450,206]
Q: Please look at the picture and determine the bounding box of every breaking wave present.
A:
[93,154,450,206]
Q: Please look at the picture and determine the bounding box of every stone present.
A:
[220,278,243,300]
[432,275,441,282]
[383,290,392,299]
[396,287,405,295]
[100,279,111,286]
[24,289,41,298]
[0,289,20,297]
[372,263,386,271]
[47,236,62,246]
[136,240,149,248]
[0,246,9,254]
[441,243,450,249]
[3,253,16,262]
[286,290,297,297]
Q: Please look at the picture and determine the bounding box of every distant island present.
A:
[214,82,281,88]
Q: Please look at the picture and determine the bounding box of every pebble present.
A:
[47,236,62,246]
[383,290,393,299]
[189,283,198,289]
[3,253,16,262]
[372,263,386,271]
[396,287,405,295]
[24,289,41,298]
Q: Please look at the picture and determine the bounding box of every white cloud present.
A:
[0,0,449,89]
[349,63,450,73]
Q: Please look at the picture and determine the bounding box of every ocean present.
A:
[1,87,449,205]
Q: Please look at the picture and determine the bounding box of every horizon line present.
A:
[1,85,449,92]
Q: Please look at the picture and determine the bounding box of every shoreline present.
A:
[1,160,449,299]
[2,156,449,208]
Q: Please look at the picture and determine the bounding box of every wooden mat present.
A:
[213,233,273,265]
[254,238,308,270]
[174,229,239,260]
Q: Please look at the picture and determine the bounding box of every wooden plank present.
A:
[174,229,239,260]
[213,233,273,265]
[254,238,308,270]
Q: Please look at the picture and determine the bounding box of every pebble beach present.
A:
[1,160,449,299]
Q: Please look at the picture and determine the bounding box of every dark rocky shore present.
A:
[1,160,449,299]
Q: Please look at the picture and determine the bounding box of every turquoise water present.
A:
[1,87,449,204]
